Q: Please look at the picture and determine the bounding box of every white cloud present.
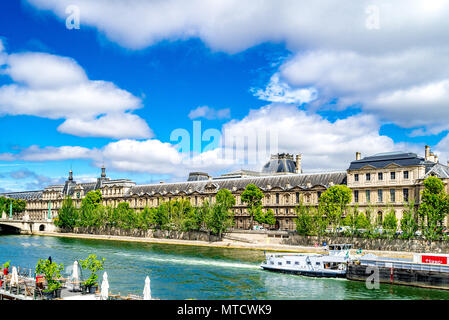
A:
[272,48,449,134]
[20,145,96,162]
[0,50,151,139]
[0,104,422,178]
[252,73,317,105]
[25,0,449,53]
[188,106,230,120]
[221,104,419,172]
[24,0,449,135]
[57,113,153,139]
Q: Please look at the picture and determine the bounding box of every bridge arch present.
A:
[0,222,22,234]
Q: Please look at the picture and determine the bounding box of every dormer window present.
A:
[366,173,371,181]
[378,172,383,181]
[354,174,359,182]
[391,172,396,180]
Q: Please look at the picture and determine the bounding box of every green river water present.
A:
[1,234,449,300]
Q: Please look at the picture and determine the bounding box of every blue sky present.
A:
[0,0,448,192]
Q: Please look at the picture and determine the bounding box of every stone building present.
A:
[2,146,449,231]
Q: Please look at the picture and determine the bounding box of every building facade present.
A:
[2,146,449,231]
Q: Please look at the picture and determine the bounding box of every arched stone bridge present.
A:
[0,218,57,234]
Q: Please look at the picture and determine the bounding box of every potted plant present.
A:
[80,255,105,294]
[35,258,64,300]
[2,260,10,275]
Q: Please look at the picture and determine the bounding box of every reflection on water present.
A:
[1,234,449,300]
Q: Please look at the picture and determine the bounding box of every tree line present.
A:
[295,177,449,241]
[54,184,276,237]
[0,196,26,216]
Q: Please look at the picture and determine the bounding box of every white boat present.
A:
[260,244,353,278]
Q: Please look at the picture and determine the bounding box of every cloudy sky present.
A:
[0,0,448,192]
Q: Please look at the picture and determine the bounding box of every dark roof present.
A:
[0,191,43,200]
[262,158,297,174]
[348,152,428,170]
[128,171,347,196]
[424,163,449,179]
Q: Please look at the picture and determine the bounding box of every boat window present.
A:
[278,262,282,266]
[295,261,299,265]
[316,262,320,266]
[286,261,291,264]
[270,261,274,265]
[329,245,334,250]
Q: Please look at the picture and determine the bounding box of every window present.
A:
[404,171,409,179]
[403,189,409,202]
[278,262,282,266]
[354,190,359,203]
[391,172,396,180]
[378,189,383,203]
[317,191,322,199]
[276,193,280,204]
[366,190,371,203]
[366,173,371,181]
[390,189,395,203]
[378,172,383,181]
[286,261,291,265]
[296,192,300,203]
[295,261,299,265]
[377,211,383,225]
[354,174,359,182]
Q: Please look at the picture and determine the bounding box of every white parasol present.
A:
[143,276,151,300]
[100,272,109,300]
[10,266,18,287]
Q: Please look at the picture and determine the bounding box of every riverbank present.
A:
[36,231,415,259]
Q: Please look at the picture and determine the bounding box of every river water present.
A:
[1,234,449,300]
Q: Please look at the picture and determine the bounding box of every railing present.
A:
[359,259,449,273]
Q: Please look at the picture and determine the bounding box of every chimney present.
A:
[68,170,73,181]
[295,154,302,173]
[430,152,435,163]
[356,152,361,160]
[101,165,106,178]
[425,145,430,160]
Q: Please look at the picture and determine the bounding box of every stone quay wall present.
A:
[283,235,449,253]
[63,227,221,242]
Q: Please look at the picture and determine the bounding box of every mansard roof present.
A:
[128,171,347,196]
[424,163,449,179]
[348,152,428,170]
[1,190,43,200]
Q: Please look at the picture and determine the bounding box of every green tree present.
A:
[241,184,264,229]
[82,190,103,209]
[418,177,449,241]
[35,258,64,292]
[216,189,236,210]
[400,200,418,239]
[319,185,352,234]
[0,197,26,216]
[264,209,276,227]
[295,204,314,236]
[115,202,137,229]
[205,191,235,237]
[355,212,370,231]
[79,190,103,227]
[150,201,170,230]
[137,207,153,230]
[79,255,106,288]
[54,196,79,230]
[382,208,398,238]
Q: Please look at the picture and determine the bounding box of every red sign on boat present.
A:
[421,255,448,265]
